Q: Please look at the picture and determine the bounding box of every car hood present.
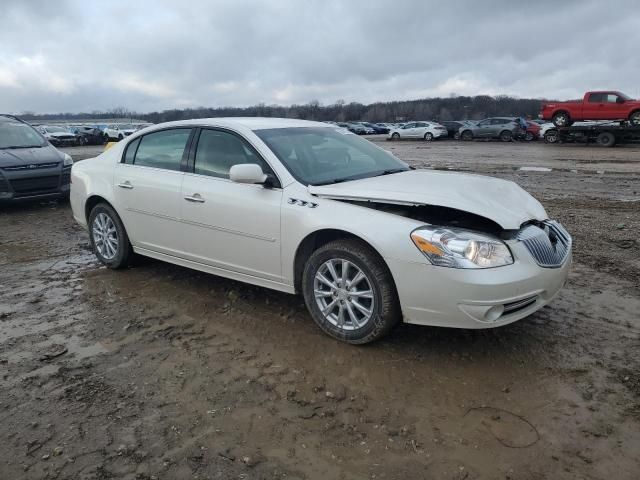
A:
[48,132,74,138]
[0,145,63,167]
[308,170,547,230]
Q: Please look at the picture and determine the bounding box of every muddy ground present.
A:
[1,139,639,480]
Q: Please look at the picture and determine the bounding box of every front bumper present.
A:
[386,241,571,329]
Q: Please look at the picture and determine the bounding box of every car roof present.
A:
[144,117,333,131]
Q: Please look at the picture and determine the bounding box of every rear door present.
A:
[583,93,605,119]
[179,128,283,282]
[113,128,193,256]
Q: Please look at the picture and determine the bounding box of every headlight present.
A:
[63,153,73,166]
[410,226,513,269]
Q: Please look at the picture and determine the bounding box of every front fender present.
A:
[280,184,426,286]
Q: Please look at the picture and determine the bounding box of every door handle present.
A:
[117,182,133,189]
[184,194,205,203]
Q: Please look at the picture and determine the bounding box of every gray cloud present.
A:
[1,0,639,114]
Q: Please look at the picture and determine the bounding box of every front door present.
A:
[113,128,192,256]
[179,128,283,282]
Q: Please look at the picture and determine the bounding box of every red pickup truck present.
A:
[541,91,640,127]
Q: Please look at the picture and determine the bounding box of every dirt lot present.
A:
[1,140,639,479]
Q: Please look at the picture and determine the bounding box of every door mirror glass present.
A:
[229,164,268,184]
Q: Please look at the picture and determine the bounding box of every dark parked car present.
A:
[362,122,389,134]
[459,117,522,142]
[72,126,107,146]
[0,115,73,202]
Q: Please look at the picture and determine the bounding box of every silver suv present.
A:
[459,117,521,142]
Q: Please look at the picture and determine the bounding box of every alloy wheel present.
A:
[92,212,119,260]
[313,258,375,331]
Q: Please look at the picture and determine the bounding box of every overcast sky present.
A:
[1,0,639,114]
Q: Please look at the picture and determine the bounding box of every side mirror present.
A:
[229,164,268,185]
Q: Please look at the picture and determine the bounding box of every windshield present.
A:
[0,120,47,149]
[46,126,68,133]
[617,92,632,101]
[255,127,409,186]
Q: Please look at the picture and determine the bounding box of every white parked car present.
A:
[37,125,78,146]
[71,118,571,344]
[388,121,448,141]
[103,124,138,141]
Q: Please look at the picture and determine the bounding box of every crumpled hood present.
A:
[0,145,63,167]
[48,132,75,138]
[308,170,547,230]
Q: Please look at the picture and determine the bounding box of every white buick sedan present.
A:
[71,118,571,344]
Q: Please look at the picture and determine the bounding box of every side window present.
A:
[133,129,191,171]
[604,94,619,103]
[588,93,604,103]
[123,137,140,164]
[194,129,273,179]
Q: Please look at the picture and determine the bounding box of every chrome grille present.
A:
[2,162,59,171]
[517,220,571,268]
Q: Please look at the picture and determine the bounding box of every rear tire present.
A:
[596,132,615,148]
[302,239,401,344]
[629,110,640,126]
[524,131,535,141]
[423,132,434,141]
[88,203,132,269]
[552,112,572,127]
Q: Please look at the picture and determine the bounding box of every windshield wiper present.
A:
[312,168,409,186]
[312,178,352,186]
[370,168,409,178]
[1,145,44,149]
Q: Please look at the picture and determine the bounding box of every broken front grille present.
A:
[517,220,572,268]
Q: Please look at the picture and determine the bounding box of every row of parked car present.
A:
[325,118,548,142]
[32,122,153,147]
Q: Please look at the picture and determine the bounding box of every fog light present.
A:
[485,305,505,322]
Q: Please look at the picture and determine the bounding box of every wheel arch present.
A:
[461,129,473,139]
[293,228,390,294]
[552,109,570,119]
[85,195,116,223]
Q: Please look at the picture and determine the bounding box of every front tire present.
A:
[461,130,473,141]
[500,130,513,142]
[524,131,535,141]
[544,130,559,143]
[302,239,401,344]
[391,132,400,140]
[88,203,132,269]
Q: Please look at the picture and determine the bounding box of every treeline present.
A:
[21,95,549,123]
